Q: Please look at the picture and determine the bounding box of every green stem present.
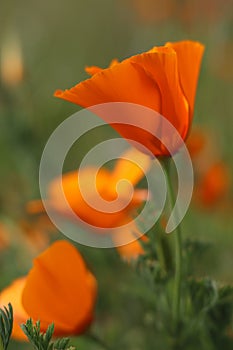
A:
[162,160,182,329]
[87,332,113,350]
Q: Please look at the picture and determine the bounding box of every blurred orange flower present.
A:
[55,40,204,157]
[18,216,56,254]
[28,148,151,260]
[197,162,230,207]
[0,240,97,340]
[187,127,231,208]
[186,127,206,159]
[128,0,231,27]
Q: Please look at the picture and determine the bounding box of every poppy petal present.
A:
[166,40,205,117]
[85,65,103,76]
[0,277,28,340]
[85,58,119,76]
[55,60,161,116]
[130,46,189,139]
[111,147,151,187]
[116,239,144,261]
[113,223,146,260]
[22,240,97,335]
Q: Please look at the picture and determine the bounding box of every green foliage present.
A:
[171,279,233,350]
[137,221,174,285]
[0,304,13,350]
[21,319,76,350]
[130,230,233,350]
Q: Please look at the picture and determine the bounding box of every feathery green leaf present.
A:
[21,319,76,350]
[0,303,13,350]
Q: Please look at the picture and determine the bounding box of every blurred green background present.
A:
[0,0,233,349]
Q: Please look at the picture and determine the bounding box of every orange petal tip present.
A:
[54,89,64,97]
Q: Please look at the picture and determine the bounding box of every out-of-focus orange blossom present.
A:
[197,162,230,207]
[18,215,56,254]
[127,0,231,26]
[187,127,231,209]
[28,148,151,260]
[0,240,97,340]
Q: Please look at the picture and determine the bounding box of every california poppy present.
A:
[186,127,206,159]
[0,240,97,340]
[196,162,230,207]
[18,216,56,254]
[55,40,204,156]
[187,127,231,208]
[28,148,151,259]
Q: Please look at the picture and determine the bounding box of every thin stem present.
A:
[162,159,182,329]
[86,332,113,350]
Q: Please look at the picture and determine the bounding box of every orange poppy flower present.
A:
[186,127,231,208]
[197,162,230,207]
[55,40,204,156]
[28,148,151,259]
[18,216,56,254]
[0,240,97,341]
[186,127,206,159]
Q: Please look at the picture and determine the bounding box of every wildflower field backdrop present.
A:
[0,1,232,349]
